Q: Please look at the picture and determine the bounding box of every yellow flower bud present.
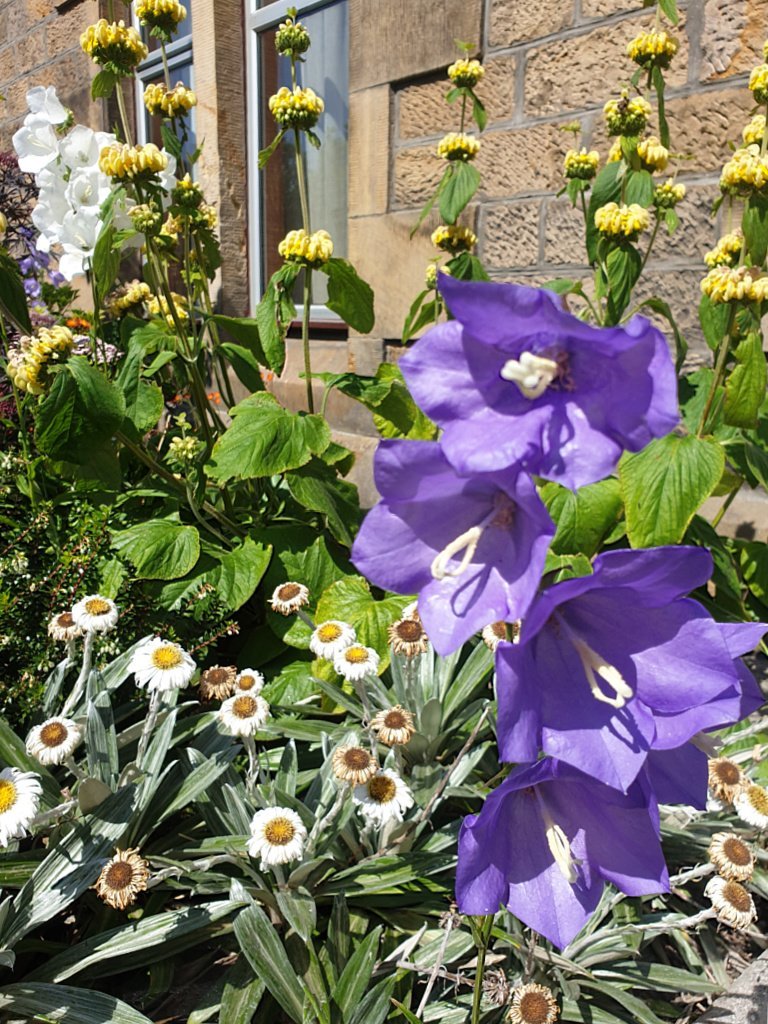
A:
[436,132,480,162]
[594,202,649,239]
[431,224,477,253]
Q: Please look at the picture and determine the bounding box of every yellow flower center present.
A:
[317,623,342,642]
[264,817,296,845]
[232,696,257,719]
[745,784,768,815]
[344,646,369,664]
[104,860,134,890]
[151,644,183,670]
[40,722,68,747]
[0,779,18,814]
[723,880,752,913]
[368,775,397,803]
[85,598,111,616]
[238,675,256,691]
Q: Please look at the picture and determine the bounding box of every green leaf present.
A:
[619,434,725,547]
[742,195,768,266]
[724,331,766,428]
[605,244,642,323]
[219,342,265,393]
[220,958,266,1023]
[740,541,768,603]
[0,249,32,333]
[212,314,268,366]
[234,903,305,1022]
[276,888,316,943]
[664,208,679,234]
[542,478,623,558]
[112,517,200,580]
[410,167,450,239]
[332,926,382,1023]
[658,0,678,23]
[0,983,153,1023]
[543,278,583,296]
[624,169,654,207]
[86,690,118,787]
[286,459,362,546]
[207,392,331,481]
[699,293,731,351]
[36,358,126,465]
[92,215,120,305]
[315,576,405,671]
[91,69,118,99]
[370,364,437,440]
[157,537,273,612]
[258,128,286,168]
[586,161,622,262]
[439,161,481,223]
[117,337,165,437]
[320,259,375,333]
[446,251,490,282]
[254,265,299,373]
[652,65,669,148]
[471,92,487,131]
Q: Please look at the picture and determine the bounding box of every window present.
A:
[134,8,197,167]
[246,0,348,316]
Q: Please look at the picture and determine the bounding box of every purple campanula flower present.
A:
[496,547,766,792]
[456,758,669,949]
[350,439,554,655]
[400,276,678,490]
[23,277,41,299]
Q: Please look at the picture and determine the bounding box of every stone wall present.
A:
[347,0,767,355]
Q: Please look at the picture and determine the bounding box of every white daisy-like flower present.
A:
[705,875,757,930]
[708,832,754,882]
[507,983,560,1024]
[401,601,419,620]
[47,611,84,642]
[708,757,744,804]
[218,694,271,737]
[26,716,83,765]
[247,806,307,869]
[270,581,310,615]
[309,620,356,659]
[198,664,236,701]
[481,620,520,652]
[353,768,414,826]
[235,668,265,695]
[71,594,119,633]
[734,783,768,829]
[331,745,379,784]
[130,636,197,692]
[0,767,42,846]
[370,706,416,747]
[333,643,380,681]
[387,617,428,657]
[94,848,150,910]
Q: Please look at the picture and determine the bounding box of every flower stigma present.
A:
[562,624,633,708]
[431,493,515,581]
[500,351,559,399]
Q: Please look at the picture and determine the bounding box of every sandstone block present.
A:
[581,0,643,17]
[476,124,573,197]
[666,88,756,174]
[632,268,706,353]
[482,201,541,268]
[393,144,443,207]
[649,183,721,264]
[701,0,768,80]
[350,0,483,91]
[489,0,573,48]
[349,85,391,216]
[525,12,687,119]
[45,1,97,59]
[543,196,590,265]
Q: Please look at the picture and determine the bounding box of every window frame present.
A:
[133,17,197,157]
[245,0,348,322]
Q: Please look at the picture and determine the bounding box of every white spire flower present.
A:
[309,620,356,660]
[71,595,119,633]
[353,768,414,826]
[26,717,83,766]
[218,694,271,737]
[247,807,307,869]
[333,643,380,681]
[0,768,42,846]
[130,637,196,691]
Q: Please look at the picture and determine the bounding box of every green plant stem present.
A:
[62,630,94,716]
[136,689,161,769]
[697,309,735,436]
[470,916,493,1024]
[460,92,467,132]
[0,331,37,509]
[294,130,312,234]
[639,215,661,273]
[712,484,740,529]
[160,41,173,90]
[115,80,134,147]
[302,269,314,412]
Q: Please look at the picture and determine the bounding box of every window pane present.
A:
[140,6,193,51]
[258,0,348,302]
[140,61,197,167]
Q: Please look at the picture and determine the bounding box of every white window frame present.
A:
[246,0,347,321]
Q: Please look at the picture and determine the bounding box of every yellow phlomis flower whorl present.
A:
[80,20,147,71]
[637,135,669,172]
[749,63,768,104]
[705,231,743,268]
[107,280,152,317]
[99,142,168,181]
[268,86,324,130]
[136,0,187,34]
[447,58,485,87]
[437,132,480,161]
[275,16,311,56]
[721,145,768,193]
[278,228,333,267]
[607,139,623,163]
[594,202,649,239]
[432,224,477,253]
[564,148,599,180]
[147,292,189,328]
[653,178,685,208]
[603,91,652,136]
[701,265,768,303]
[144,82,197,117]
[743,114,766,146]
[627,29,678,69]
[7,326,74,395]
